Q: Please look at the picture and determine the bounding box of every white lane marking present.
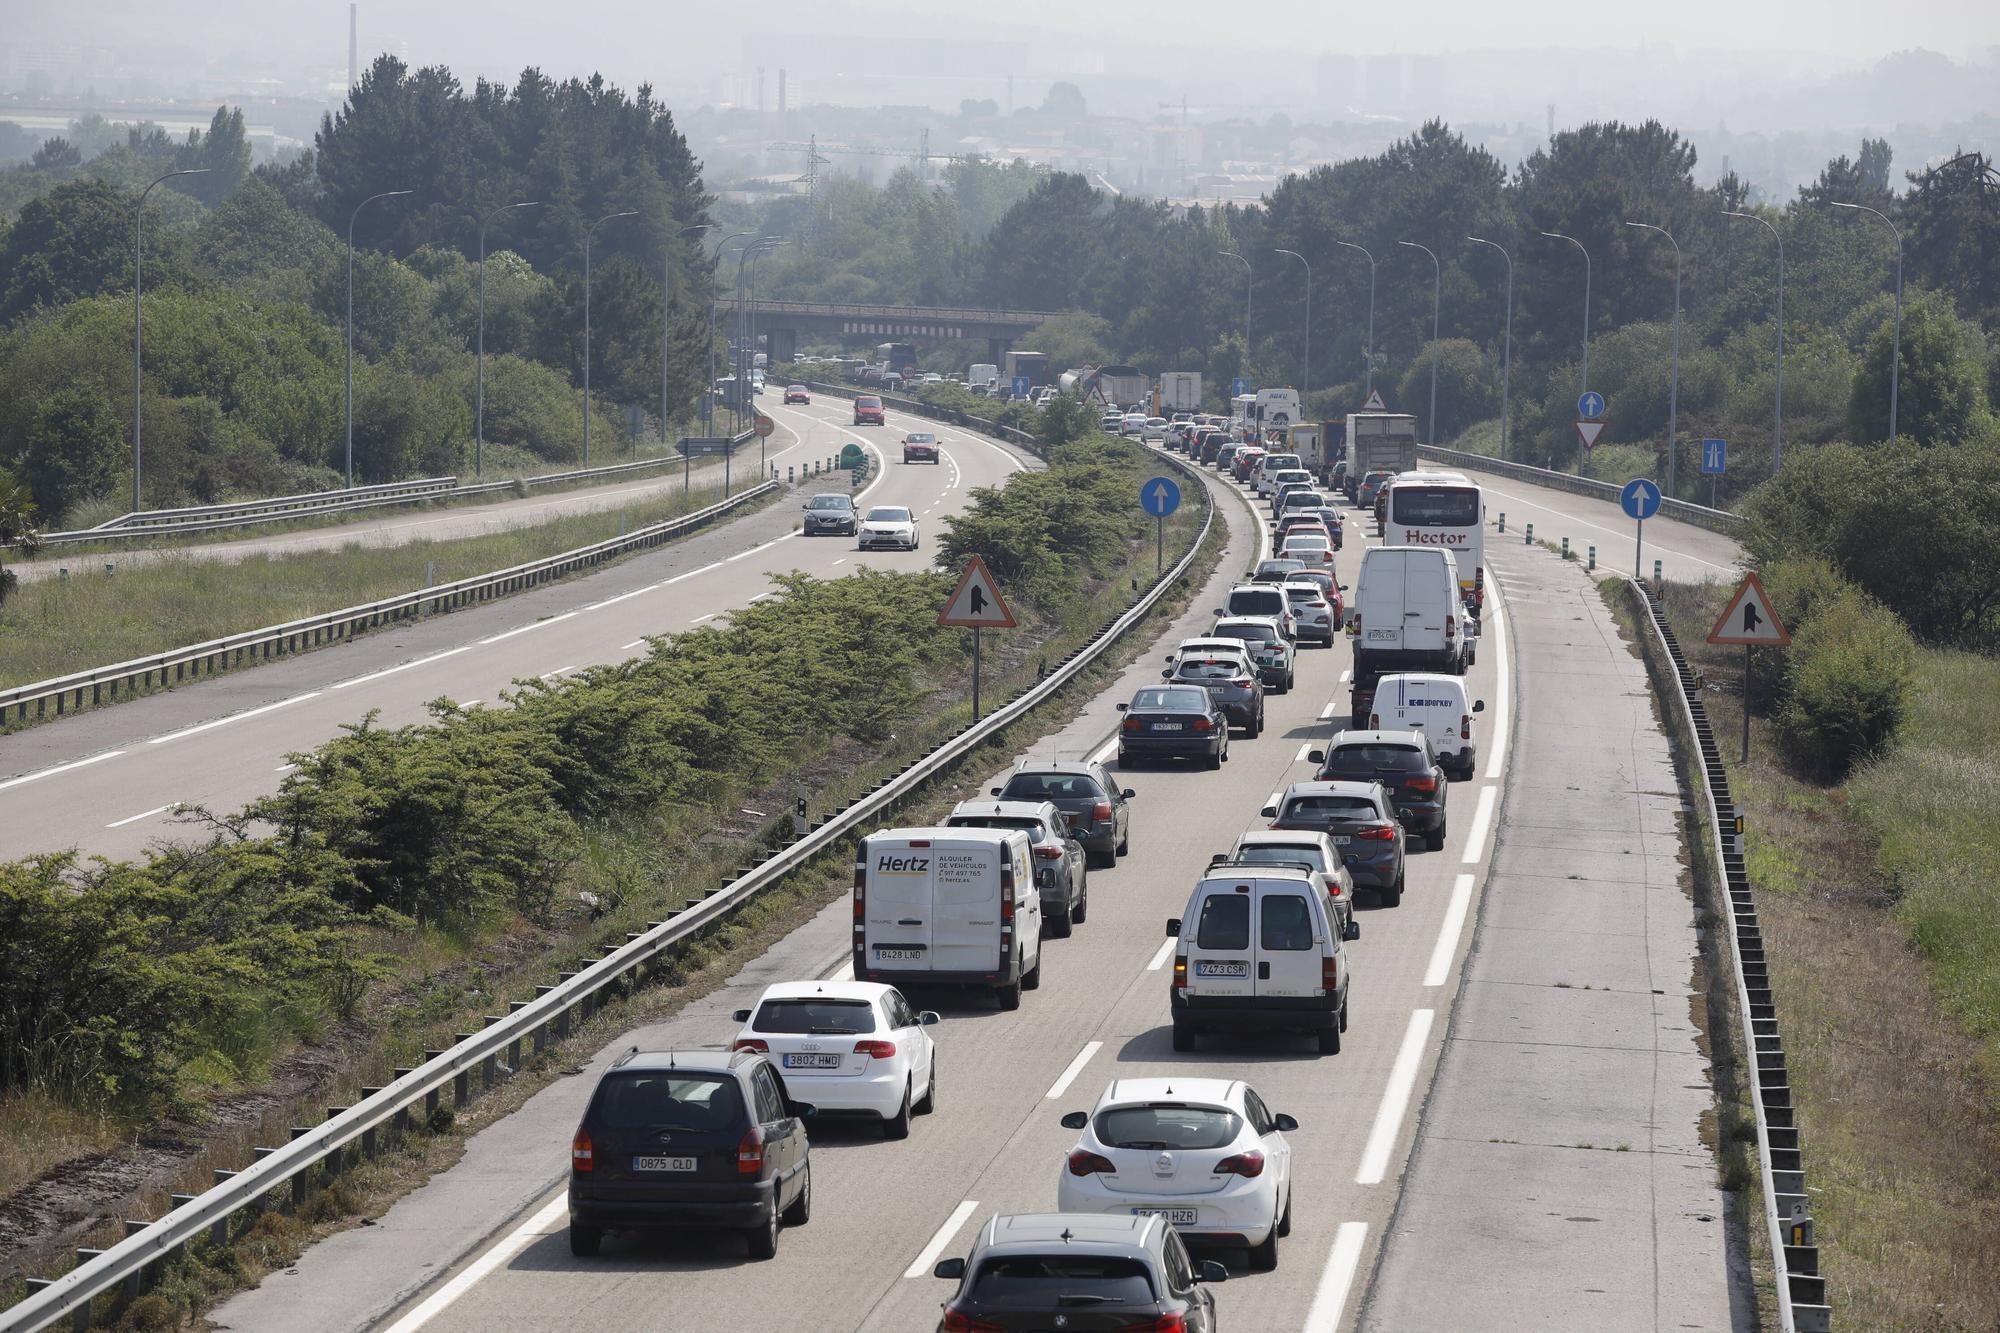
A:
[1424,874,1478,988]
[1319,698,1341,720]
[106,803,175,829]
[460,700,484,710]
[903,1200,981,1280]
[1338,668,1352,684]
[1294,741,1313,763]
[829,960,855,981]
[1473,480,1733,571]
[332,645,472,689]
[275,763,297,773]
[1147,938,1177,971]
[748,592,776,603]
[478,610,579,645]
[1483,584,1512,779]
[1460,784,1498,864]
[539,667,576,681]
[1302,1221,1371,1333]
[621,639,647,651]
[1265,789,1284,814]
[726,533,796,563]
[1044,1041,1103,1101]
[1356,1008,1436,1185]
[663,560,724,585]
[0,750,128,792]
[1088,734,1119,765]
[690,612,717,624]
[379,1194,567,1333]
[831,558,847,566]
[149,693,322,745]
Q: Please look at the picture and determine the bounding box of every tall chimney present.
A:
[348,3,358,89]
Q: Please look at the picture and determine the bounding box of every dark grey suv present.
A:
[933,1212,1225,1333]
[1311,730,1450,852]
[801,493,858,536]
[567,1047,813,1261]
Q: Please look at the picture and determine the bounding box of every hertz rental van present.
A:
[854,829,1042,1010]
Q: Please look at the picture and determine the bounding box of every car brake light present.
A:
[737,1126,765,1175]
[941,1313,1007,1333]
[570,1129,593,1172]
[1000,893,1014,924]
[1123,716,1143,731]
[1173,955,1187,989]
[1446,614,1456,640]
[1405,775,1437,794]
[1191,716,1213,732]
[1213,1149,1265,1177]
[1092,800,1114,821]
[1357,823,1396,841]
[732,1038,769,1053]
[1068,1148,1117,1176]
[1322,954,1339,993]
[1461,713,1471,740]
[1132,1316,1187,1333]
[1034,843,1065,860]
[853,1040,897,1059]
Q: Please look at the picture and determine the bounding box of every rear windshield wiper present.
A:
[1055,1294,1119,1306]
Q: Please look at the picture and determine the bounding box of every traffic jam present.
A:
[562,406,1495,1332]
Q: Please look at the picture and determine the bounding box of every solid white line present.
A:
[1424,874,1477,988]
[477,610,578,645]
[726,533,795,563]
[459,700,484,710]
[1088,734,1119,764]
[1294,741,1313,763]
[1302,1221,1371,1333]
[690,612,717,624]
[663,560,724,585]
[1356,1008,1435,1185]
[149,693,321,745]
[1147,938,1177,971]
[621,639,647,651]
[829,960,855,982]
[1044,1041,1103,1101]
[905,1200,981,1280]
[0,750,128,792]
[1460,784,1498,864]
[1483,584,1511,779]
[106,803,174,829]
[379,1194,567,1333]
[332,645,472,689]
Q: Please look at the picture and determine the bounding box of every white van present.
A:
[1369,672,1485,778]
[854,828,1042,1010]
[1253,452,1304,498]
[1349,547,1469,677]
[1166,865,1356,1054]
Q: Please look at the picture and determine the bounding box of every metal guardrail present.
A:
[1,482,778,728]
[0,429,1217,1333]
[1630,577,1829,1333]
[1414,444,1744,538]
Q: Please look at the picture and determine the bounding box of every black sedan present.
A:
[1116,685,1230,769]
[1161,654,1266,737]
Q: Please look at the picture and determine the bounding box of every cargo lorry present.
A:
[1341,413,1420,502]
[1003,350,1050,390]
[1159,371,1203,414]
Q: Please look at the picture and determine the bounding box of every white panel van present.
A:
[854,828,1042,1010]
[1349,547,1469,677]
[1369,672,1485,778]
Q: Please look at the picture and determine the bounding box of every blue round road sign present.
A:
[1577,390,1606,420]
[1621,478,1662,521]
[1141,476,1182,518]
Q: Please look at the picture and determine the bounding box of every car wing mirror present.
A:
[1197,1260,1229,1284]
[1473,699,1486,712]
[990,786,1004,796]
[787,1101,816,1120]
[731,1009,752,1023]
[1116,702,1130,711]
[1343,920,1361,942]
[1059,1110,1088,1130]
[919,1010,942,1025]
[1165,917,1182,937]
[1207,851,1226,865]
[1307,750,1326,765]
[933,1257,966,1280]
[1259,805,1277,818]
[1121,789,1136,799]
[1273,1112,1299,1132]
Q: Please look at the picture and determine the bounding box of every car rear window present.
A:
[1282,794,1381,818]
[1261,894,1315,950]
[947,816,1050,842]
[1283,587,1325,603]
[1228,590,1285,615]
[1233,844,1330,872]
[969,1256,1156,1307]
[1095,1104,1241,1150]
[1327,744,1426,771]
[590,1073,743,1132]
[752,999,879,1034]
[1002,772,1105,801]
[1174,659,1246,680]
[1131,687,1208,711]
[1194,893,1250,950]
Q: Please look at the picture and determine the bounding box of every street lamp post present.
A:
[476,199,543,479]
[1218,250,1252,394]
[131,168,210,513]
[582,209,638,465]
[1466,235,1513,461]
[1832,201,1902,442]
[707,232,755,440]
[1625,221,1683,496]
[345,188,412,489]
[1334,241,1377,401]
[1273,248,1312,408]
[1398,241,1441,445]
[1723,210,1785,472]
[746,238,788,473]
[1540,229,1592,402]
[664,222,713,451]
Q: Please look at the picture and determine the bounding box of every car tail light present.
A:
[1357,823,1396,841]
[1000,892,1014,925]
[732,1038,769,1053]
[1322,954,1339,993]
[1461,713,1472,740]
[1126,1316,1187,1333]
[1067,1148,1117,1176]
[1123,716,1144,731]
[1406,775,1438,794]
[1092,800,1114,822]
[1351,613,1360,632]
[1445,614,1456,640]
[736,1126,766,1175]
[1232,676,1254,689]
[1191,716,1213,732]
[853,1040,897,1060]
[941,1312,1007,1333]
[1035,844,1064,860]
[570,1129,593,1173]
[1173,955,1188,989]
[1213,1150,1266,1177]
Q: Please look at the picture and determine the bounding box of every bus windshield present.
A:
[1391,487,1480,527]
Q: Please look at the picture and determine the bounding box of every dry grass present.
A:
[0,1091,123,1200]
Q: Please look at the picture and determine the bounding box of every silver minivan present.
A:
[1166,865,1356,1054]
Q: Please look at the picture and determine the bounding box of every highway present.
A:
[0,398,1030,864]
[1447,463,1743,584]
[207,426,1745,1331]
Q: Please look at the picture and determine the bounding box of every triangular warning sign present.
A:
[1707,572,1791,647]
[1575,419,1606,451]
[938,554,1017,628]
[1362,388,1387,412]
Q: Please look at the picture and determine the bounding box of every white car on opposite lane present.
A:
[731,981,939,1138]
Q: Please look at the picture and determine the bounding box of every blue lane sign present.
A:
[1011,375,1031,398]
[1577,390,1606,420]
[1621,478,1662,521]
[1701,438,1727,475]
[1141,476,1183,518]
[1231,376,1250,397]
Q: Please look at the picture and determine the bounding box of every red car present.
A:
[853,395,884,426]
[784,385,810,405]
[902,431,940,463]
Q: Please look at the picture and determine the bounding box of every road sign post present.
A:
[1012,375,1031,399]
[1361,387,1387,412]
[1620,478,1662,580]
[938,555,1017,721]
[1701,437,1726,508]
[1141,476,1182,577]
[1707,571,1792,764]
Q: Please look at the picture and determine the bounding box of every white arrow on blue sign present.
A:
[1621,478,1662,521]
[1141,476,1182,518]
[1577,390,1606,420]
[1012,375,1032,398]
[1701,439,1726,475]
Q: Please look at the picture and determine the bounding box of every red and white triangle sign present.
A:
[1362,388,1387,412]
[1575,419,1606,451]
[1707,572,1791,646]
[938,555,1017,628]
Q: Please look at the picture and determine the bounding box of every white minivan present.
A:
[1349,546,1470,678]
[854,828,1042,1010]
[1166,864,1356,1055]
[1369,672,1485,779]
[1253,452,1304,497]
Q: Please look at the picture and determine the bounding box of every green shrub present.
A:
[1746,556,1850,712]
[1776,586,1917,776]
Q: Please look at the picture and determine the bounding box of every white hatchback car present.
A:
[731,981,939,1138]
[858,505,920,551]
[1056,1078,1298,1270]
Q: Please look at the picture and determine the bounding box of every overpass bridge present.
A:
[718,299,1060,363]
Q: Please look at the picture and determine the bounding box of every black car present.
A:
[567,1047,813,1261]
[1311,729,1449,851]
[801,493,858,536]
[1163,653,1266,737]
[934,1213,1225,1333]
[993,761,1133,868]
[1116,684,1230,770]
